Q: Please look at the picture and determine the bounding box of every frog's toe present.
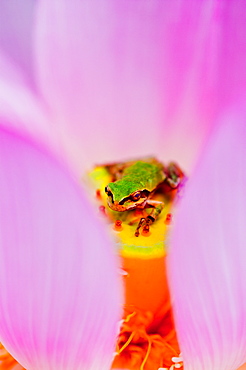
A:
[135,216,154,237]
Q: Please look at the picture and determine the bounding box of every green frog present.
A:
[105,158,184,236]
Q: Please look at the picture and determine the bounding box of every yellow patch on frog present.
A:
[88,166,174,260]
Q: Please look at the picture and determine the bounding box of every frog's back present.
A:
[122,161,165,191]
[107,159,165,203]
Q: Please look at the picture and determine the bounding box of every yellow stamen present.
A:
[116,331,136,355]
[140,337,152,370]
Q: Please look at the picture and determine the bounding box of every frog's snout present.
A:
[107,198,127,212]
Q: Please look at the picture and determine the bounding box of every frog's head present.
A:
[105,179,148,212]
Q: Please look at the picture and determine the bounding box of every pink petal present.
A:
[0,51,56,148]
[0,51,72,171]
[34,0,230,171]
[0,124,122,370]
[169,106,246,369]
[0,0,36,86]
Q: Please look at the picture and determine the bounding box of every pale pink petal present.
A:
[34,0,236,171]
[169,106,246,369]
[0,0,36,86]
[0,52,52,141]
[0,124,122,370]
[0,51,73,171]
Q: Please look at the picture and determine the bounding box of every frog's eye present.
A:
[131,192,141,201]
[105,187,113,198]
[105,186,111,195]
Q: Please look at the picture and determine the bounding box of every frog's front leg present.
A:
[105,163,126,181]
[165,162,185,188]
[135,200,164,237]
